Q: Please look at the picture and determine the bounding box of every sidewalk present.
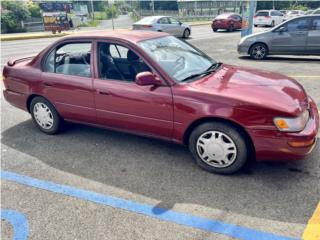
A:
[0,20,211,42]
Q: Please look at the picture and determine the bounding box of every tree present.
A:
[27,1,42,18]
[1,0,30,33]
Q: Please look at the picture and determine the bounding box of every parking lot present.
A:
[1,25,320,240]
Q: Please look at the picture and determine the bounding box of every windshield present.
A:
[255,11,269,17]
[138,36,216,82]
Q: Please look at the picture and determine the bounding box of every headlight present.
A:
[274,110,309,132]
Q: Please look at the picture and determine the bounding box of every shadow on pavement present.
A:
[239,56,320,63]
[2,119,319,223]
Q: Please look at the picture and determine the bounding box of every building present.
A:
[178,0,241,17]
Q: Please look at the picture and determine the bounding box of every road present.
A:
[1,24,320,240]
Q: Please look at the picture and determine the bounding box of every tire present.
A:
[30,96,62,134]
[228,24,234,32]
[271,21,275,27]
[189,122,248,174]
[213,28,218,32]
[52,30,56,34]
[254,24,258,27]
[183,28,190,38]
[249,43,268,60]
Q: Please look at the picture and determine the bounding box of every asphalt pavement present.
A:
[1,24,319,240]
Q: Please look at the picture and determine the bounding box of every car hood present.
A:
[189,64,308,116]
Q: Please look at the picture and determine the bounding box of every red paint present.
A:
[212,13,242,30]
[3,30,319,162]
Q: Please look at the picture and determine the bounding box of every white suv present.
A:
[254,10,285,27]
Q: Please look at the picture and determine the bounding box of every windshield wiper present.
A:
[181,62,222,82]
[206,62,222,71]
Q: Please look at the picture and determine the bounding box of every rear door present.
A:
[270,17,310,54]
[157,17,171,33]
[168,17,183,36]
[41,41,96,123]
[306,17,320,54]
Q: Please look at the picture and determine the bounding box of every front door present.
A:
[94,41,174,139]
[270,17,310,54]
[306,17,320,54]
[41,41,96,123]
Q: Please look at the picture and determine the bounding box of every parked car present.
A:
[238,15,320,59]
[3,31,319,174]
[211,13,242,32]
[286,10,306,19]
[132,16,191,38]
[312,8,320,14]
[254,10,285,27]
[305,10,315,15]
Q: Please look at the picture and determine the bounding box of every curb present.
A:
[1,33,70,41]
[188,22,211,26]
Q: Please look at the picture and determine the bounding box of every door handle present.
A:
[43,82,53,87]
[97,90,110,95]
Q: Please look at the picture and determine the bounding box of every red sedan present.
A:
[3,31,319,174]
[212,13,242,32]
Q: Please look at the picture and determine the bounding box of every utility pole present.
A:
[90,0,94,20]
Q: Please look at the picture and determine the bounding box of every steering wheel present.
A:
[172,56,185,72]
[82,53,90,65]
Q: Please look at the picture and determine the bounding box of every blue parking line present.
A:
[1,209,29,240]
[2,170,298,240]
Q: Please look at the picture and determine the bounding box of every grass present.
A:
[78,20,101,27]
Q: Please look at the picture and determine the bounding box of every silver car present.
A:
[238,15,320,59]
[132,16,191,38]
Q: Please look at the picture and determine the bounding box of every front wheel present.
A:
[213,28,218,32]
[249,43,268,60]
[183,28,190,38]
[189,122,248,174]
[30,97,62,134]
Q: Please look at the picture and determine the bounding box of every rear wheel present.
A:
[189,122,248,174]
[183,28,190,38]
[30,97,62,134]
[228,24,234,32]
[271,21,275,27]
[249,43,268,60]
[254,24,258,27]
[213,28,218,32]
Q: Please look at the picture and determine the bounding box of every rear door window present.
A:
[286,18,310,32]
[311,17,320,30]
[158,17,170,24]
[44,42,91,77]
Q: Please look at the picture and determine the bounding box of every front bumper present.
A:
[237,44,250,55]
[247,98,319,161]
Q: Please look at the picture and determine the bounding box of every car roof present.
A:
[61,30,169,43]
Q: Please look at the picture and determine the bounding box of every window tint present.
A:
[44,42,91,77]
[312,18,320,30]
[286,18,309,31]
[169,17,179,24]
[158,17,169,24]
[98,42,150,81]
[255,11,269,17]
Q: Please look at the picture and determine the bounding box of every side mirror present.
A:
[135,71,162,86]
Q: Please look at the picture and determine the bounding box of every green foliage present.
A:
[1,0,30,33]
[288,4,309,11]
[27,1,42,18]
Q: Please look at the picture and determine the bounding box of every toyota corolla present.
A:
[3,30,319,174]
